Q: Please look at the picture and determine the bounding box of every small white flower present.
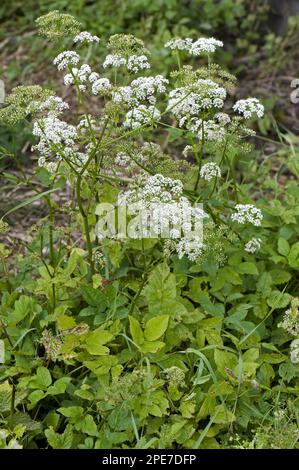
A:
[53,51,80,70]
[74,31,100,44]
[91,78,112,95]
[164,38,193,51]
[279,307,299,336]
[231,204,263,226]
[89,72,100,83]
[215,112,231,125]
[190,37,223,56]
[200,162,221,181]
[182,145,192,158]
[290,339,299,364]
[176,234,204,261]
[127,55,151,73]
[103,54,126,68]
[39,96,69,115]
[233,98,264,119]
[124,105,161,129]
[244,237,262,254]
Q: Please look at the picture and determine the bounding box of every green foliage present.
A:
[0,8,299,451]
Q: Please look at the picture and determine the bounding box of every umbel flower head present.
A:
[36,10,82,39]
[231,204,263,226]
[279,301,299,336]
[0,85,54,126]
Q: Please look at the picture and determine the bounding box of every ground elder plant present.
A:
[0,12,299,450]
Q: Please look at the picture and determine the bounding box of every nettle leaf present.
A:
[144,315,169,341]
[143,263,177,314]
[129,316,144,346]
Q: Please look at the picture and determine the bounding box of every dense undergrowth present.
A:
[0,9,299,450]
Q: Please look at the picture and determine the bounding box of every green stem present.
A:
[76,174,95,276]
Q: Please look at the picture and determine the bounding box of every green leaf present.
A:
[129,316,144,345]
[47,378,71,396]
[2,188,58,219]
[213,405,235,424]
[84,329,113,355]
[144,315,169,341]
[45,425,73,449]
[143,263,177,314]
[140,340,165,353]
[237,262,259,275]
[214,349,238,374]
[267,291,292,309]
[277,238,290,256]
[288,242,299,268]
[30,367,52,390]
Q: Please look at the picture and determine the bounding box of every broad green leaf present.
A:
[30,367,52,390]
[129,316,144,345]
[143,263,177,314]
[144,315,169,341]
[84,329,113,355]
[277,238,290,256]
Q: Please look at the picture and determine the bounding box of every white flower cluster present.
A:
[33,115,77,150]
[164,38,193,50]
[200,162,221,181]
[244,237,262,254]
[39,96,69,115]
[182,145,192,158]
[103,54,126,68]
[189,119,225,141]
[53,51,80,70]
[64,65,112,95]
[64,64,92,91]
[77,115,96,130]
[91,78,112,95]
[103,54,150,73]
[233,98,264,119]
[279,307,299,336]
[127,55,150,73]
[190,37,223,55]
[290,339,299,364]
[120,174,207,260]
[165,37,223,56]
[112,75,168,107]
[124,105,161,129]
[167,79,226,122]
[215,112,231,125]
[231,204,263,226]
[74,31,100,44]
[176,234,204,261]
